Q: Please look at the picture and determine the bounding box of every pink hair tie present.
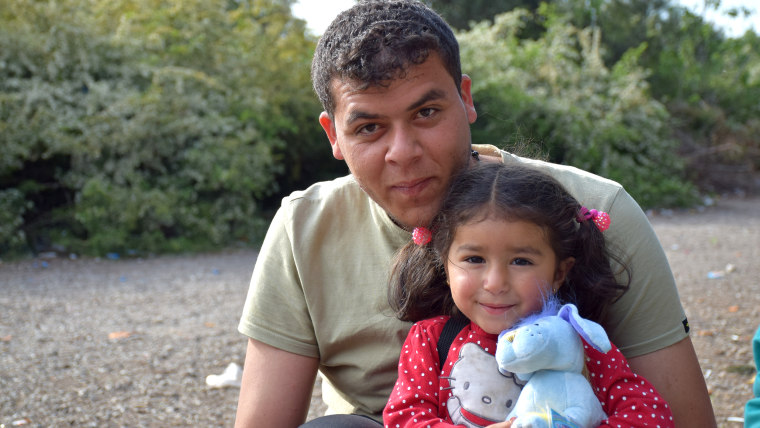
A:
[576,207,611,231]
[412,227,432,246]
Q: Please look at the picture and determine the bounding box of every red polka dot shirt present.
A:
[383,316,674,428]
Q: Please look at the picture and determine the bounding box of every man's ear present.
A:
[460,74,478,125]
[319,111,344,160]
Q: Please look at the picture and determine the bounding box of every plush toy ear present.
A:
[557,304,612,353]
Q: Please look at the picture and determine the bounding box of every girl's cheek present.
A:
[449,267,478,290]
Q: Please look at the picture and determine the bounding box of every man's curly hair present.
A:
[311,0,462,118]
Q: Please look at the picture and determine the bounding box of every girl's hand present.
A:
[486,417,516,428]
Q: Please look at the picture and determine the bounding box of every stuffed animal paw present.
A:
[512,408,581,428]
[512,411,551,428]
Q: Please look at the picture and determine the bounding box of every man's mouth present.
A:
[392,177,432,196]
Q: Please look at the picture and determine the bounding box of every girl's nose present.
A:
[483,266,509,294]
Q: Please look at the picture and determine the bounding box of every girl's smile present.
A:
[445,217,574,334]
[479,303,515,316]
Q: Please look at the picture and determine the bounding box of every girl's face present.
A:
[445,217,575,335]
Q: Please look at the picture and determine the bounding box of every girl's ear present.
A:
[552,257,575,291]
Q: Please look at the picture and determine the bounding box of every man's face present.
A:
[319,54,478,229]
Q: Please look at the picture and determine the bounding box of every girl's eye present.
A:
[464,256,485,264]
[511,258,532,266]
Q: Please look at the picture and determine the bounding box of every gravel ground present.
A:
[1,196,758,427]
[647,196,760,427]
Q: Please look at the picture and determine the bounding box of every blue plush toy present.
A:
[495,303,611,428]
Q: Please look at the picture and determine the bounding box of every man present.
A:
[235,1,716,427]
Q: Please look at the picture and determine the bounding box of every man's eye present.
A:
[417,107,437,118]
[356,123,378,135]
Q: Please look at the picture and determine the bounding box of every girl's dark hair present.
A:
[388,162,630,324]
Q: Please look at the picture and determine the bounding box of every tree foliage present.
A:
[554,0,760,192]
[0,0,331,257]
[459,7,699,208]
[425,0,541,30]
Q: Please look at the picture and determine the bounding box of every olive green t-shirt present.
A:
[238,146,687,420]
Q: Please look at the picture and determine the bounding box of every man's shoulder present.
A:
[279,175,369,216]
[503,152,621,190]
[493,149,625,207]
[285,174,363,203]
[275,175,402,242]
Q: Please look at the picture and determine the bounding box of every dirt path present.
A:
[648,196,760,426]
[1,196,758,427]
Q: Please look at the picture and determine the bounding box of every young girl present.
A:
[383,162,674,428]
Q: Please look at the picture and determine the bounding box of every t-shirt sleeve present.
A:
[383,321,457,428]
[585,342,675,427]
[237,202,319,358]
[601,188,688,357]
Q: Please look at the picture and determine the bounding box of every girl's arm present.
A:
[584,342,675,428]
[383,322,460,428]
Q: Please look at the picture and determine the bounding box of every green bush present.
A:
[0,0,319,257]
[459,8,699,208]
[0,189,31,256]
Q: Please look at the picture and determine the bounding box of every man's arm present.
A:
[627,337,716,428]
[235,338,320,428]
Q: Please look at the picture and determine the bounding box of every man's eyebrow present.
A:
[344,89,447,126]
[346,110,380,125]
[345,110,380,126]
[407,89,446,112]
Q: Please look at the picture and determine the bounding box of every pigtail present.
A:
[388,239,454,322]
[560,215,630,323]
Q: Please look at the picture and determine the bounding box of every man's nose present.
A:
[385,125,422,165]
